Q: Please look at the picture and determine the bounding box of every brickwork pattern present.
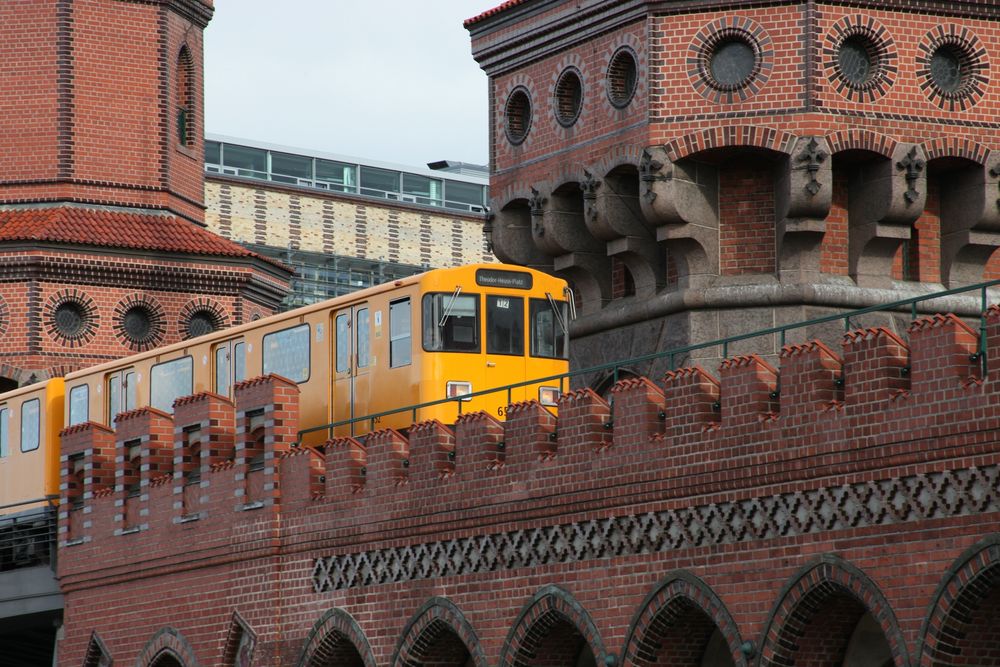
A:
[204,179,493,269]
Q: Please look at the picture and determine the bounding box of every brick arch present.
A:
[492,182,538,212]
[621,572,744,667]
[921,136,990,165]
[825,129,898,158]
[499,585,608,667]
[662,125,796,162]
[759,555,907,667]
[391,597,488,667]
[83,630,113,667]
[590,143,645,180]
[295,608,376,667]
[134,627,200,667]
[917,536,1000,666]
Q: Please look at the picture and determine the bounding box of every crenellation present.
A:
[407,420,457,485]
[554,387,611,457]
[324,437,367,498]
[363,428,411,493]
[906,313,981,390]
[718,354,780,428]
[454,411,505,469]
[610,375,666,447]
[841,327,911,412]
[662,367,721,437]
[503,400,558,466]
[778,340,843,423]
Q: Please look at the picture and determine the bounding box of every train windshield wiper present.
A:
[546,292,569,336]
[438,286,463,327]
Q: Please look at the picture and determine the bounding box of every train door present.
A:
[213,339,246,399]
[484,294,527,407]
[332,304,371,435]
[107,368,136,428]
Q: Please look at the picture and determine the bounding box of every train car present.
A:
[63,264,570,444]
[0,379,64,517]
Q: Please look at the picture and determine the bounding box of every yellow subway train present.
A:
[0,264,570,514]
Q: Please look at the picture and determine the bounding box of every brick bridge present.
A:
[61,310,1000,666]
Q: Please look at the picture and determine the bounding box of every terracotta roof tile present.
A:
[465,0,529,27]
[0,207,286,269]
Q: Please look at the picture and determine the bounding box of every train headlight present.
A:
[538,386,560,406]
[446,381,473,401]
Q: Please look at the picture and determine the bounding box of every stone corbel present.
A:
[639,146,719,281]
[940,158,1000,286]
[606,236,664,297]
[531,184,604,257]
[848,143,927,287]
[776,136,832,283]
[553,252,612,314]
[490,199,553,269]
[583,169,651,242]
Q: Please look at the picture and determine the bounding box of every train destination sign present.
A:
[475,268,533,290]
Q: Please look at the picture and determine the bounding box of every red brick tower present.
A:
[0,0,291,387]
[468,0,1000,384]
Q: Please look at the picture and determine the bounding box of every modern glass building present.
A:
[203,136,492,310]
[205,135,489,213]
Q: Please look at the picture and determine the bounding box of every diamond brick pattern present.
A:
[313,465,1000,592]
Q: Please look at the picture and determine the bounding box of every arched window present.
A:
[176,46,194,146]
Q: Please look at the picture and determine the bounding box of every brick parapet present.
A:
[54,307,1000,583]
[57,304,1000,665]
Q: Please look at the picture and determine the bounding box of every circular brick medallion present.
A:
[504,86,532,145]
[823,17,897,103]
[917,25,989,111]
[606,46,638,108]
[553,67,583,127]
[46,291,98,347]
[689,17,773,103]
[114,294,165,352]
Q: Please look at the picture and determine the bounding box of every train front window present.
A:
[422,293,479,352]
[486,295,524,356]
[0,408,7,458]
[69,385,89,425]
[21,399,39,452]
[530,298,569,359]
[150,356,193,413]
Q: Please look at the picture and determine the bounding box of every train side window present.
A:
[20,399,40,452]
[234,342,246,383]
[357,308,370,368]
[0,407,7,458]
[422,293,479,352]
[263,324,310,382]
[336,314,349,373]
[108,370,137,426]
[69,385,89,426]
[389,298,411,368]
[150,356,193,413]
[215,345,230,395]
[486,295,524,356]
[529,298,569,359]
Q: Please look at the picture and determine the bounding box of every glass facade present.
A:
[205,139,488,213]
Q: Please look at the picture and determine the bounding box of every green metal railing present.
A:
[298,279,1000,442]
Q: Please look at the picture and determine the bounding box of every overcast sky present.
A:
[204,1,500,169]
